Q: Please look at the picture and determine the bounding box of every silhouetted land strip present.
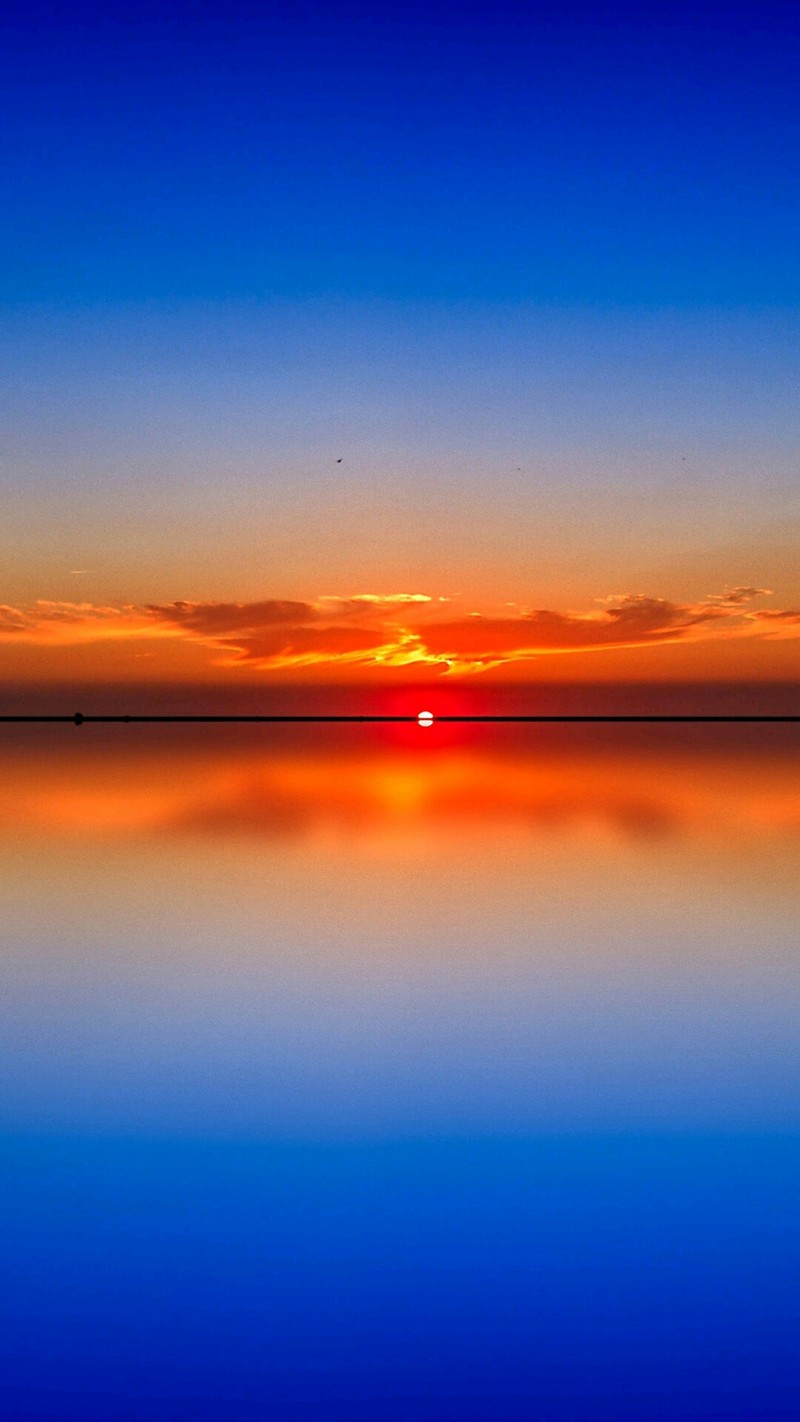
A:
[1,715,798,726]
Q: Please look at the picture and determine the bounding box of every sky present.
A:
[3,13,800,1412]
[2,0,799,686]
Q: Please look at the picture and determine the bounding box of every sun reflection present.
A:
[1,737,798,850]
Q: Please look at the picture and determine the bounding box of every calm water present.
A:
[1,725,799,1419]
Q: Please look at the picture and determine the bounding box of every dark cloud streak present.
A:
[145,600,318,635]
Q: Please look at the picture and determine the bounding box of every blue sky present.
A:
[2,0,799,682]
[3,0,799,308]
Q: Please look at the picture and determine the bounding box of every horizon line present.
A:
[1,714,798,726]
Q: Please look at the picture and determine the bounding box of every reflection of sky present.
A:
[2,735,799,1417]
[2,734,798,1136]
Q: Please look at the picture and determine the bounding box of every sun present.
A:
[417,710,434,728]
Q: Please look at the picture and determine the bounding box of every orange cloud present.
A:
[706,586,773,606]
[215,623,398,667]
[0,587,797,676]
[145,599,319,635]
[317,594,438,614]
[0,601,164,644]
[750,608,800,639]
[421,595,726,668]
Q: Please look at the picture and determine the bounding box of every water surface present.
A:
[2,725,798,1418]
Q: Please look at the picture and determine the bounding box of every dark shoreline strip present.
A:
[1,715,798,727]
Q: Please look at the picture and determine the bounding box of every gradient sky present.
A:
[2,0,799,684]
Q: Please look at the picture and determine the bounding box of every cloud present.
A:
[750,608,800,639]
[141,596,436,669]
[216,623,398,668]
[0,601,158,644]
[318,593,434,608]
[145,599,318,636]
[0,605,28,634]
[706,586,773,606]
[316,593,440,622]
[420,595,726,668]
[0,595,436,672]
[0,587,798,675]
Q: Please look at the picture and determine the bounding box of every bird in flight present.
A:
[336,458,343,463]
